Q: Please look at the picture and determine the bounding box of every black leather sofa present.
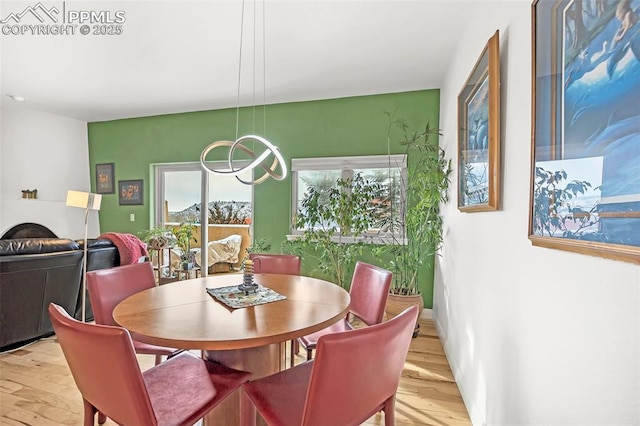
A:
[0,238,83,350]
[0,224,120,351]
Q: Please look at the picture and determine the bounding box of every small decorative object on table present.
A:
[206,284,286,309]
[238,259,258,294]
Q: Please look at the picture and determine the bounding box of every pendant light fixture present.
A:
[200,0,287,185]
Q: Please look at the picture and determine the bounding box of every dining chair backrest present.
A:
[348,261,393,326]
[48,303,158,425]
[249,253,301,275]
[87,262,156,326]
[303,305,419,424]
[49,303,250,426]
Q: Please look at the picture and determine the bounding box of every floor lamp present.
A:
[66,190,102,322]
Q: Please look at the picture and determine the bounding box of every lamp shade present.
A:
[66,190,102,210]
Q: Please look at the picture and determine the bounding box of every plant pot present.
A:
[182,262,194,271]
[385,292,424,338]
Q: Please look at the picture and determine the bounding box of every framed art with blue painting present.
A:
[458,30,501,212]
[530,0,640,264]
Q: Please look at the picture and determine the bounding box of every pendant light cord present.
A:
[252,0,256,135]
[235,0,246,141]
[236,0,268,140]
[262,0,267,137]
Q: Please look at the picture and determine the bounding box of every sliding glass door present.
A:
[154,163,252,274]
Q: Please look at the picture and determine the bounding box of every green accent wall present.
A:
[88,89,440,307]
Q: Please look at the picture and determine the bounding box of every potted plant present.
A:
[285,173,380,288]
[137,227,177,250]
[239,238,272,270]
[376,114,451,335]
[171,223,198,270]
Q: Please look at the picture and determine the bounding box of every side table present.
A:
[176,267,201,281]
[148,246,175,285]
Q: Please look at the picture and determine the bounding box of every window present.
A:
[154,163,252,227]
[152,162,253,273]
[290,155,406,241]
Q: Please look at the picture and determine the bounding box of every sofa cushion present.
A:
[76,238,116,250]
[0,238,79,256]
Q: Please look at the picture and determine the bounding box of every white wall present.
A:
[0,106,99,239]
[435,1,640,425]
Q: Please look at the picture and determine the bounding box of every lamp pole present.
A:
[82,206,89,322]
[66,190,101,323]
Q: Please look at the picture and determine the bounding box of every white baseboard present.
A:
[432,312,483,426]
[420,308,433,319]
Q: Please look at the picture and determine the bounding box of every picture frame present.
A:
[457,30,501,212]
[95,163,115,194]
[118,179,144,206]
[530,0,640,264]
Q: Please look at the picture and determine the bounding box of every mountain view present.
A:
[167,201,251,224]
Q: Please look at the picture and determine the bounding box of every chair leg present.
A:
[383,396,396,426]
[289,339,296,368]
[154,354,162,365]
[83,399,96,426]
[98,411,107,424]
[240,389,257,426]
[306,348,312,361]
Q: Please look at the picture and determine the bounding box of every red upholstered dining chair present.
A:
[48,303,251,426]
[243,305,419,426]
[295,261,392,364]
[249,253,301,275]
[86,262,179,365]
[249,252,302,367]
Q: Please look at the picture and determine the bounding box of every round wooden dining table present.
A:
[113,273,350,425]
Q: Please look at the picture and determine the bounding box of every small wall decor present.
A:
[118,179,143,205]
[95,163,115,194]
[457,30,500,212]
[21,189,38,199]
[530,0,640,264]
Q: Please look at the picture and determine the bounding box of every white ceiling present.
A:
[1,0,482,122]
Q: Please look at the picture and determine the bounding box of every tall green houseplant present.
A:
[377,114,452,296]
[286,173,380,288]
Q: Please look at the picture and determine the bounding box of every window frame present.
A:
[152,161,254,274]
[289,154,407,244]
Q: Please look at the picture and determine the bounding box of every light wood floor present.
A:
[0,318,470,426]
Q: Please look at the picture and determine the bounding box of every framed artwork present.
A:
[118,179,143,205]
[95,163,115,194]
[457,30,501,212]
[530,0,640,264]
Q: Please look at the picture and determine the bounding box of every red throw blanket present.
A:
[99,232,149,265]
